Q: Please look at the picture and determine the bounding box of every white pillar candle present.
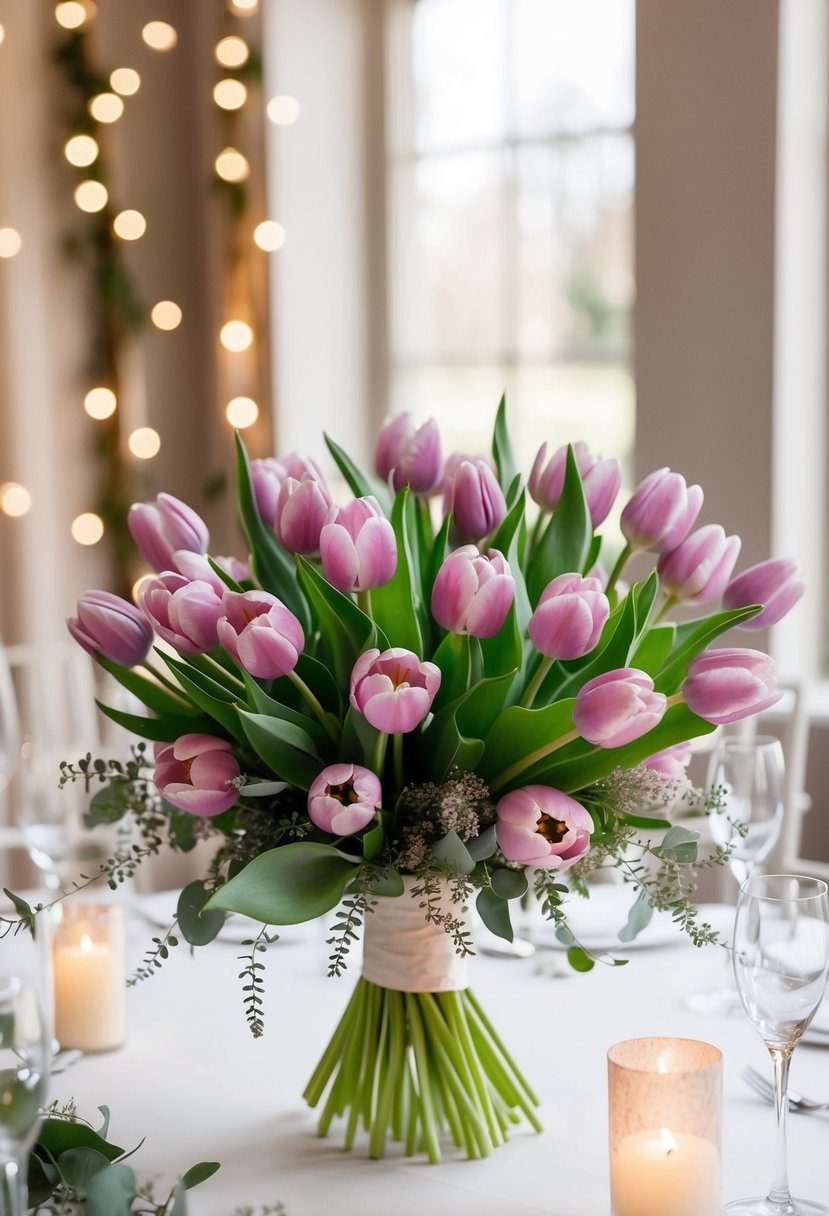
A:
[52,906,125,1052]
[611,1126,720,1216]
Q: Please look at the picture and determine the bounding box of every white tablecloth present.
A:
[54,902,829,1216]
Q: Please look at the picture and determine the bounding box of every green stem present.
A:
[189,651,246,693]
[654,593,677,624]
[372,731,389,779]
[490,727,581,792]
[393,732,404,794]
[405,993,442,1164]
[519,655,554,709]
[357,588,372,617]
[604,541,632,598]
[139,661,188,697]
[529,510,547,554]
[286,669,339,743]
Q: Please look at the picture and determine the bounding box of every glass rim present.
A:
[607,1036,722,1073]
[714,734,782,751]
[738,873,828,902]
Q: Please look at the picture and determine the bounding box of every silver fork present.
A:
[742,1065,829,1113]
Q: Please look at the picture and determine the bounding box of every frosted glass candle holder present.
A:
[52,904,126,1052]
[608,1037,722,1216]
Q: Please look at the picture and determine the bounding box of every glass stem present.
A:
[0,1154,26,1216]
[766,1045,794,1208]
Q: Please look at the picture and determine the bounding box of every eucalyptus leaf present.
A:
[57,1147,111,1198]
[205,842,359,924]
[567,945,595,973]
[617,889,655,943]
[491,867,529,901]
[655,825,700,863]
[177,880,227,946]
[359,869,405,897]
[476,887,514,942]
[431,828,476,876]
[85,1162,136,1216]
[180,1161,221,1190]
[465,824,497,862]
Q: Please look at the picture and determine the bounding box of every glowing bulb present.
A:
[267,95,300,125]
[142,21,177,51]
[253,220,285,252]
[0,228,22,258]
[110,67,141,96]
[128,427,161,459]
[89,93,124,123]
[151,300,182,331]
[226,396,259,428]
[71,512,104,545]
[55,2,87,30]
[0,25,5,46]
[113,209,146,240]
[215,36,249,68]
[213,79,247,111]
[214,148,249,183]
[64,134,98,167]
[228,0,258,13]
[220,320,253,352]
[84,387,117,419]
[0,483,32,517]
[74,180,108,212]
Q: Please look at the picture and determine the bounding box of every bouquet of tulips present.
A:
[57,400,801,1163]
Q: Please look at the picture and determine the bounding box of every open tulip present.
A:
[375,412,444,495]
[139,573,224,654]
[445,457,507,541]
[723,557,806,628]
[218,589,304,679]
[67,590,153,667]
[350,647,441,733]
[308,762,382,835]
[154,734,240,817]
[529,573,609,660]
[319,497,397,593]
[657,525,741,605]
[682,647,780,724]
[274,474,333,555]
[620,469,703,554]
[128,493,209,574]
[495,785,594,870]
[574,668,667,748]
[529,440,622,527]
[431,545,515,638]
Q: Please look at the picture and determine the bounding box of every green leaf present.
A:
[58,1147,111,1198]
[656,825,700,863]
[490,867,529,900]
[237,708,322,790]
[567,945,595,972]
[95,700,216,743]
[429,632,481,714]
[325,431,391,514]
[631,623,676,675]
[653,605,762,694]
[431,828,475,876]
[37,1118,124,1163]
[86,779,132,827]
[491,392,517,492]
[479,698,577,787]
[632,569,660,636]
[420,671,513,782]
[527,445,592,605]
[368,486,424,657]
[170,1180,188,1216]
[296,556,379,688]
[158,655,249,744]
[241,672,333,754]
[97,1106,111,1139]
[207,556,245,592]
[180,1161,221,1191]
[480,602,523,681]
[466,824,497,861]
[168,808,199,852]
[476,887,514,942]
[361,815,384,861]
[2,889,34,931]
[360,869,405,897]
[94,654,197,718]
[177,880,227,946]
[85,1162,136,1216]
[617,889,655,943]
[205,842,359,924]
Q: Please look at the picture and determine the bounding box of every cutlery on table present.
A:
[742,1065,829,1114]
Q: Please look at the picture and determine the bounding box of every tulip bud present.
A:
[682,647,780,725]
[274,474,333,555]
[250,457,285,527]
[319,497,397,593]
[154,734,240,817]
[723,557,806,629]
[495,785,594,870]
[67,590,153,667]
[620,469,703,554]
[528,573,609,660]
[217,589,304,679]
[529,441,622,527]
[128,492,209,573]
[308,763,382,835]
[350,647,441,733]
[445,457,507,541]
[643,742,693,782]
[573,668,667,748]
[431,545,515,639]
[375,412,444,495]
[139,573,224,654]
[657,525,741,605]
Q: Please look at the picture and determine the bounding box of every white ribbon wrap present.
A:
[361,879,470,993]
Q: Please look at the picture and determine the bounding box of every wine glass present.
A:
[725,873,829,1215]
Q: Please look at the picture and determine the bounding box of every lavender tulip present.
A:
[375,412,444,495]
[274,474,333,555]
[307,762,382,835]
[128,492,209,573]
[528,573,609,660]
[657,525,741,605]
[67,590,153,667]
[319,497,397,593]
[445,457,507,541]
[431,545,515,639]
[529,440,622,527]
[682,647,780,724]
[154,734,240,817]
[251,453,329,527]
[620,468,703,554]
[217,589,304,679]
[495,785,594,870]
[573,668,667,748]
[350,647,441,733]
[723,557,806,628]
[139,573,224,654]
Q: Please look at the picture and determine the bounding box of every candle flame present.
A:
[659,1128,678,1156]
[80,933,93,954]
[657,1056,668,1074]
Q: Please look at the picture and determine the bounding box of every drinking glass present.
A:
[725,874,829,1215]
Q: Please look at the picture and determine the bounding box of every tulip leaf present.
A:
[432,828,475,876]
[361,815,385,861]
[296,556,382,687]
[241,672,333,754]
[617,888,655,943]
[176,880,227,946]
[368,486,424,658]
[631,623,676,674]
[653,604,763,694]
[206,556,245,593]
[94,654,198,719]
[430,632,481,714]
[94,700,216,743]
[160,655,249,744]
[422,671,513,782]
[293,653,344,714]
[584,533,602,576]
[480,603,523,681]
[491,392,517,492]
[205,842,359,924]
[479,698,577,789]
[491,866,529,900]
[476,888,514,942]
[324,431,391,515]
[237,709,322,790]
[526,445,592,606]
[631,569,659,638]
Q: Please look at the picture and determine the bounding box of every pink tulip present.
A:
[495,785,594,870]
[620,469,703,554]
[644,742,693,782]
[528,573,609,660]
[573,668,667,748]
[350,647,441,733]
[154,734,240,817]
[139,573,224,654]
[445,457,507,541]
[215,554,251,584]
[274,474,333,555]
[682,648,780,725]
[723,557,806,629]
[431,545,515,638]
[128,492,209,573]
[67,590,153,667]
[657,525,741,605]
[172,551,225,594]
[251,453,328,526]
[217,589,304,679]
[319,497,397,593]
[307,762,382,835]
[375,412,444,495]
[529,440,622,527]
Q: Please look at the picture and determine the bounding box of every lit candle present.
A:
[611,1126,720,1216]
[52,905,125,1052]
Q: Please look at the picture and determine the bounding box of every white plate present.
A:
[134,890,271,945]
[524,883,686,953]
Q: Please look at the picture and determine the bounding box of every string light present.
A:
[84,387,117,419]
[253,221,285,252]
[55,3,88,30]
[215,147,250,183]
[0,228,22,258]
[113,209,147,241]
[0,24,5,46]
[71,512,104,545]
[220,320,253,352]
[0,483,32,517]
[215,36,249,68]
[228,0,258,14]
[74,181,108,213]
[89,93,124,123]
[110,68,141,96]
[64,134,98,167]
[267,95,300,125]
[142,21,177,52]
[226,397,259,428]
[150,301,182,331]
[213,79,247,111]
[128,427,161,459]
